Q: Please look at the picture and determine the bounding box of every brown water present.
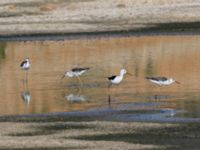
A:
[0,35,200,121]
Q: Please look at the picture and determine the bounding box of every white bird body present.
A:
[108,69,128,87]
[66,70,87,77]
[146,77,179,86]
[110,74,124,84]
[20,58,30,70]
[63,67,90,78]
[62,67,90,86]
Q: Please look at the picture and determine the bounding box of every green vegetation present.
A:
[0,42,6,59]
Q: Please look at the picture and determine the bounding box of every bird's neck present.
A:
[120,73,125,78]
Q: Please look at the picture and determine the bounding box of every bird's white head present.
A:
[169,78,175,84]
[168,78,180,84]
[25,58,30,62]
[65,71,74,77]
[120,69,127,75]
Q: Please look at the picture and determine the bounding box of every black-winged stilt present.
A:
[107,69,132,88]
[62,67,90,86]
[146,76,180,86]
[20,58,30,81]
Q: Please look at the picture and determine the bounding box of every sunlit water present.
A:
[0,35,200,122]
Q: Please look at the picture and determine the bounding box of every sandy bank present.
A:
[0,113,199,149]
[0,0,200,36]
[0,120,199,150]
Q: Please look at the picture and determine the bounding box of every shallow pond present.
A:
[0,35,200,122]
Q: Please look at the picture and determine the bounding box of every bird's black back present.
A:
[146,76,168,81]
[20,60,27,67]
[72,67,90,72]
[108,75,116,80]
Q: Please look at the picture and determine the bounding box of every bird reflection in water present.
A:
[65,94,87,103]
[148,95,172,101]
[21,73,31,104]
[21,91,31,104]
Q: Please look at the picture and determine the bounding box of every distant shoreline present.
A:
[1,0,200,41]
[1,28,200,41]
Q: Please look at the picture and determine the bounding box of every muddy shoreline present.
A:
[0,0,200,39]
[0,106,199,149]
[1,21,200,41]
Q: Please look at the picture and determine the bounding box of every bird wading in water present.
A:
[20,58,31,82]
[146,76,180,86]
[62,67,90,86]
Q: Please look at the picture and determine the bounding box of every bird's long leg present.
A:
[23,78,25,90]
[107,83,112,106]
[156,85,161,101]
[77,76,83,87]
[26,71,28,83]
[108,94,111,106]
[73,83,81,94]
[108,82,112,89]
[107,83,112,94]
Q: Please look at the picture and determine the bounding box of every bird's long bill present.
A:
[175,81,181,84]
[127,72,133,76]
[61,75,65,79]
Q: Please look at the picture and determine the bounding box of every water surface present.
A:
[0,35,200,122]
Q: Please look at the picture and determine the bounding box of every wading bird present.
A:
[107,69,132,88]
[62,67,90,86]
[20,58,31,81]
[146,76,180,86]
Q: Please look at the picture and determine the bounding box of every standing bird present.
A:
[107,69,132,88]
[62,67,90,86]
[20,58,31,82]
[146,76,180,86]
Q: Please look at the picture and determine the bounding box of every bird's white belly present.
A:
[73,71,85,77]
[22,63,30,70]
[150,80,171,86]
[111,76,123,84]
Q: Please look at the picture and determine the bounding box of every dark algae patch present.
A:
[69,123,200,150]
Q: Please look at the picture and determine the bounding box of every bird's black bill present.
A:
[175,81,181,84]
[127,72,133,76]
[61,75,65,79]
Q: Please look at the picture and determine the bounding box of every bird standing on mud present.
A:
[20,58,31,82]
[146,76,180,86]
[62,67,90,86]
